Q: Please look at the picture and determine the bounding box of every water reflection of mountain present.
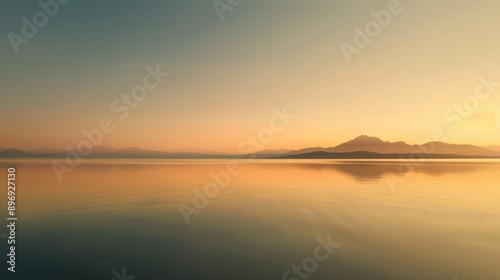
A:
[287,161,497,182]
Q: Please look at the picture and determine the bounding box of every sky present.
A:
[1,0,499,153]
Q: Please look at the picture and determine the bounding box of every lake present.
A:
[1,159,499,280]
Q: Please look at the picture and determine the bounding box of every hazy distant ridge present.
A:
[1,136,499,159]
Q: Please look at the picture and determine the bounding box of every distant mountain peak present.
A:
[327,135,412,154]
[351,135,384,143]
[0,148,29,155]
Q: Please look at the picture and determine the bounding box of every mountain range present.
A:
[1,135,499,159]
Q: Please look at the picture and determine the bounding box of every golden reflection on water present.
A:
[1,159,499,279]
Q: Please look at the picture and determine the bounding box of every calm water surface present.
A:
[0,159,499,280]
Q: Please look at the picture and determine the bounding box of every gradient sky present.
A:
[1,0,499,152]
